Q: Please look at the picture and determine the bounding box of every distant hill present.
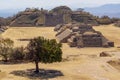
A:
[0,13,13,18]
[0,9,23,18]
[82,4,120,18]
[1,4,120,18]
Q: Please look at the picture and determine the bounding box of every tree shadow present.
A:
[10,68,64,79]
[17,38,31,41]
[0,60,29,65]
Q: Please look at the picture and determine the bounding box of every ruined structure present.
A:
[9,6,99,27]
[55,23,114,47]
[0,25,8,33]
[0,17,8,33]
[10,6,72,27]
[71,11,98,26]
[0,17,8,26]
[10,8,44,27]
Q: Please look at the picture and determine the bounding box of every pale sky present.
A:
[0,0,120,10]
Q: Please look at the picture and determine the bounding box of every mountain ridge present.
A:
[83,4,120,18]
[1,4,120,18]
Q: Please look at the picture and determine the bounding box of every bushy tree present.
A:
[0,38,14,62]
[9,47,25,61]
[97,16,112,25]
[111,17,120,23]
[26,37,62,73]
[114,21,120,27]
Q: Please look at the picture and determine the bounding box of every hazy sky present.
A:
[0,0,120,10]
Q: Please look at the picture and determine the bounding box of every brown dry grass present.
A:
[93,24,120,47]
[0,72,6,80]
[1,27,56,47]
[0,25,120,80]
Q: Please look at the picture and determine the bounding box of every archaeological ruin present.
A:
[9,6,98,27]
[55,23,114,47]
[0,26,8,33]
[0,17,8,33]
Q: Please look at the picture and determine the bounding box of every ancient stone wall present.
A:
[9,6,100,27]
[55,23,114,48]
[82,34,102,47]
[45,13,64,26]
[71,11,98,26]
[36,13,45,26]
[63,13,72,24]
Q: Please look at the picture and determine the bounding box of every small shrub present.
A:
[0,38,14,62]
[9,47,25,61]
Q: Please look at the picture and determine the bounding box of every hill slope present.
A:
[84,4,120,18]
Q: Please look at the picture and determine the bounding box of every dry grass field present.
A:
[0,25,120,80]
[93,25,120,47]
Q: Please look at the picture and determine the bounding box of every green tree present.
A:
[0,38,14,62]
[26,37,62,73]
[97,16,112,25]
[9,47,25,61]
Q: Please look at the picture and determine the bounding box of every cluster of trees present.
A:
[0,37,62,73]
[114,21,120,27]
[97,16,112,25]
[96,16,120,25]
